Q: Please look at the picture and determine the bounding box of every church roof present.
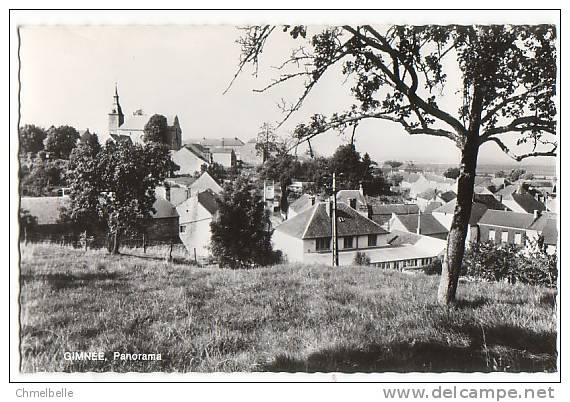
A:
[185,137,245,147]
[117,113,178,132]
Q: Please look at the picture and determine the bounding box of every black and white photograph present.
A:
[10,8,560,384]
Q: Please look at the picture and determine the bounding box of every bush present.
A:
[424,258,442,275]
[463,240,557,288]
[353,251,371,266]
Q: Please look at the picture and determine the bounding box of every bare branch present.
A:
[484,136,557,162]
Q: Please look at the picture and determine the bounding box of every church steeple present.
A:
[108,83,124,133]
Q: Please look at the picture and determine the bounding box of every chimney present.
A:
[359,183,364,196]
[165,185,171,202]
[533,209,540,220]
[417,211,421,235]
[310,195,316,206]
[499,195,503,203]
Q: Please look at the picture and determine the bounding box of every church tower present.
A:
[108,84,124,133]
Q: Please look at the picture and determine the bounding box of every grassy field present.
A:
[19,242,557,373]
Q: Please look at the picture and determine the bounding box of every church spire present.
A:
[108,83,124,133]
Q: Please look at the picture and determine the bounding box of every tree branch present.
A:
[482,116,557,138]
[484,136,557,162]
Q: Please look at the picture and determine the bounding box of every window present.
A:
[501,231,509,243]
[489,229,496,243]
[368,234,377,247]
[316,237,331,251]
[515,232,522,245]
[179,225,186,233]
[343,236,354,249]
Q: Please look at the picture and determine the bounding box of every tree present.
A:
[229,24,556,304]
[45,125,80,159]
[443,167,461,180]
[210,176,280,268]
[384,160,403,170]
[19,124,47,155]
[19,208,37,240]
[495,170,507,178]
[20,158,68,196]
[255,122,280,163]
[508,168,527,182]
[258,145,298,217]
[143,114,169,144]
[330,144,366,190]
[201,162,226,183]
[521,172,535,180]
[67,140,174,254]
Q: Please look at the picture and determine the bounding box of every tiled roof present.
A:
[152,198,178,219]
[197,189,220,215]
[424,201,443,213]
[511,192,546,213]
[369,203,420,216]
[478,210,536,229]
[182,144,210,162]
[275,202,388,239]
[185,137,245,147]
[423,173,455,184]
[209,147,234,154]
[432,200,489,226]
[109,134,132,143]
[438,190,457,203]
[190,172,222,194]
[416,188,438,200]
[289,194,316,214]
[20,196,69,225]
[540,218,558,245]
[396,213,448,236]
[336,189,366,206]
[473,193,508,210]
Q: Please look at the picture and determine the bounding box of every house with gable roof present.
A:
[176,188,220,258]
[273,201,391,263]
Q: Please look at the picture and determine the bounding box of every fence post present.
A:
[168,239,173,262]
[194,248,197,264]
[143,233,147,254]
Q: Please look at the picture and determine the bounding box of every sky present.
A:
[19,24,556,167]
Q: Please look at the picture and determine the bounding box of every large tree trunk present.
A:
[111,230,121,255]
[437,136,479,304]
[437,79,486,305]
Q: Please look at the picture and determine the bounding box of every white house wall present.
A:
[171,148,208,176]
[176,197,214,258]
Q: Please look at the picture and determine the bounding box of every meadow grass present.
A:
[19,242,557,373]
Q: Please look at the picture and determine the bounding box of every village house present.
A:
[336,186,368,216]
[209,147,236,168]
[272,201,392,263]
[287,193,318,219]
[388,211,449,240]
[171,145,210,176]
[400,173,456,199]
[431,200,490,243]
[495,185,547,214]
[156,172,223,206]
[526,213,558,254]
[478,210,544,247]
[185,137,245,160]
[176,189,220,259]
[20,196,179,242]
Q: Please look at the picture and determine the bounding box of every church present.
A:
[108,85,182,150]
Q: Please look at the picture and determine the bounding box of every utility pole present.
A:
[331,172,339,267]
